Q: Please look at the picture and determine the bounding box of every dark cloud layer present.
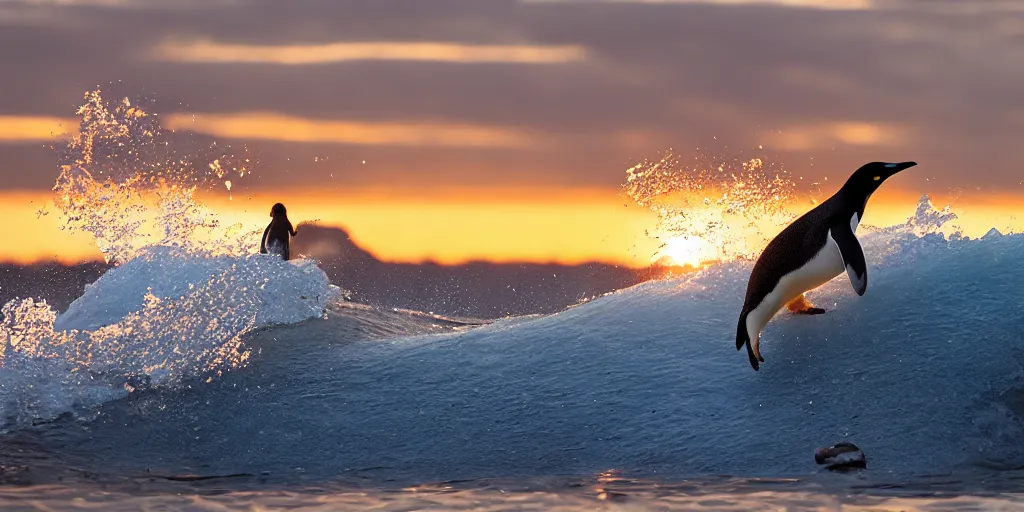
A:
[0,0,1021,194]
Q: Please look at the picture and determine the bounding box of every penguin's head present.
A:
[843,161,917,196]
[270,203,287,217]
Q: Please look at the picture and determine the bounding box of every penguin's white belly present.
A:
[746,234,845,339]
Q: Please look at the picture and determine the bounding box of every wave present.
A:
[18,202,1016,486]
[291,207,1019,481]
[0,248,342,430]
[19,197,1017,486]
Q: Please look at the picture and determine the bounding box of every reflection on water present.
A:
[0,472,1023,511]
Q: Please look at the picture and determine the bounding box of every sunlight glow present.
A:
[655,235,714,268]
[152,39,588,65]
[164,113,538,149]
[0,116,76,141]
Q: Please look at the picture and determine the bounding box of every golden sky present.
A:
[4,186,1021,267]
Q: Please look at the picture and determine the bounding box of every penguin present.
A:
[735,161,917,370]
[260,203,298,261]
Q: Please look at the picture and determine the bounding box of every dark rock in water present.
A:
[815,442,866,471]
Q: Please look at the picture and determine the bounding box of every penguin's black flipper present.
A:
[830,224,868,296]
[735,313,748,351]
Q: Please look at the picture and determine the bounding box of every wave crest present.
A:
[0,89,340,430]
[52,89,256,263]
[0,247,340,429]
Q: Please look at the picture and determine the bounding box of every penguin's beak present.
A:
[884,161,917,177]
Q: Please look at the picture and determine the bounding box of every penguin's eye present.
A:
[873,176,881,181]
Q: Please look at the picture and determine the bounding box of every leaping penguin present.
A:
[735,161,917,371]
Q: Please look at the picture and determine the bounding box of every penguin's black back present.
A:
[740,195,849,313]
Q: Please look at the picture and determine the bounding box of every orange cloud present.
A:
[152,39,588,65]
[164,112,539,148]
[762,121,907,151]
[0,116,77,142]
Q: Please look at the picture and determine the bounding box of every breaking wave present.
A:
[0,90,340,430]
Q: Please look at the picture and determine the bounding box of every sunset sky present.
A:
[0,0,1022,266]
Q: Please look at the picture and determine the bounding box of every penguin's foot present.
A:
[786,295,826,315]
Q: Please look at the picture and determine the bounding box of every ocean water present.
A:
[1,91,1023,510]
[1,203,1022,510]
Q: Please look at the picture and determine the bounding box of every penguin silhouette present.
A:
[260,203,298,261]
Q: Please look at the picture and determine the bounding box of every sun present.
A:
[656,235,713,268]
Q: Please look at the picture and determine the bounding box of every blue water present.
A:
[2,211,1022,512]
